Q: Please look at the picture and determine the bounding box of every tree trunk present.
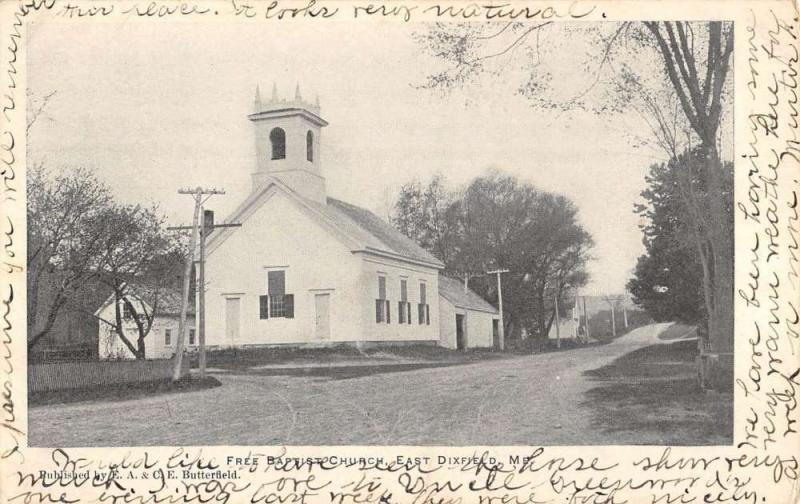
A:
[700,143,734,389]
[28,294,67,350]
[27,265,40,336]
[136,334,147,360]
[535,296,548,339]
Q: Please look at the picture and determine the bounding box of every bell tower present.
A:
[249,83,328,203]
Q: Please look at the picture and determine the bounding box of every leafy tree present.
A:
[393,174,461,265]
[393,170,592,340]
[628,149,733,328]
[415,20,734,367]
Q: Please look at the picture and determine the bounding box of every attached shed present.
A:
[438,275,500,350]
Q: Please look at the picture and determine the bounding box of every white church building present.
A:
[197,86,499,351]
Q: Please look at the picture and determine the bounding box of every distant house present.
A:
[548,294,638,341]
[96,287,195,359]
[548,320,581,341]
[438,275,500,349]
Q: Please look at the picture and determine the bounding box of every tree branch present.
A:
[644,22,704,139]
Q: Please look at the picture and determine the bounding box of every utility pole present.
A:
[169,197,240,380]
[554,287,561,349]
[603,295,621,338]
[611,303,617,337]
[169,187,225,382]
[199,210,206,377]
[583,295,590,343]
[487,269,509,351]
[574,291,579,339]
[622,293,629,329]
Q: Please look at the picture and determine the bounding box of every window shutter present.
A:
[426,304,430,325]
[386,300,391,324]
[285,294,294,319]
[407,303,412,324]
[259,295,269,319]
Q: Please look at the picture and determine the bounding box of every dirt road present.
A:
[31,323,695,446]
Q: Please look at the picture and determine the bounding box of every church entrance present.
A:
[456,314,466,350]
[225,297,241,342]
[314,293,330,340]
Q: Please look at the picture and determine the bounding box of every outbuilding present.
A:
[437,275,500,350]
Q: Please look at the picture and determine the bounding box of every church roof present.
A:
[438,275,499,314]
[319,197,443,267]
[207,177,445,269]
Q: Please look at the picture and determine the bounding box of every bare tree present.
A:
[26,89,57,134]
[92,204,184,359]
[416,21,733,381]
[27,165,112,349]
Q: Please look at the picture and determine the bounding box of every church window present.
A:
[376,275,390,323]
[189,329,195,345]
[261,270,294,319]
[378,276,386,300]
[270,127,286,160]
[164,329,172,346]
[399,279,411,324]
[306,131,314,162]
[418,282,430,325]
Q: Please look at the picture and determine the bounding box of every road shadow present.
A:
[581,339,733,445]
[226,361,469,380]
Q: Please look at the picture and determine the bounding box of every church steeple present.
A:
[248,82,328,203]
[254,85,262,111]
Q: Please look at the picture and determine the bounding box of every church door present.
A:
[314,293,330,340]
[456,314,466,350]
[225,297,241,342]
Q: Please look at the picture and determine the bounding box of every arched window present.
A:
[306,130,314,162]
[270,128,286,160]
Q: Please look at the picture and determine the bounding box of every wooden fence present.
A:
[29,358,190,393]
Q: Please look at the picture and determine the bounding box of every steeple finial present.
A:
[271,82,278,102]
[295,83,302,101]
[254,84,262,110]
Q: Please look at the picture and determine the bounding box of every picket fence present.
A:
[28,358,190,393]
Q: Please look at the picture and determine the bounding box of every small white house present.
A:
[548,302,580,341]
[96,288,196,359]
[438,275,500,349]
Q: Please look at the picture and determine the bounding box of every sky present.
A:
[26,19,678,296]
